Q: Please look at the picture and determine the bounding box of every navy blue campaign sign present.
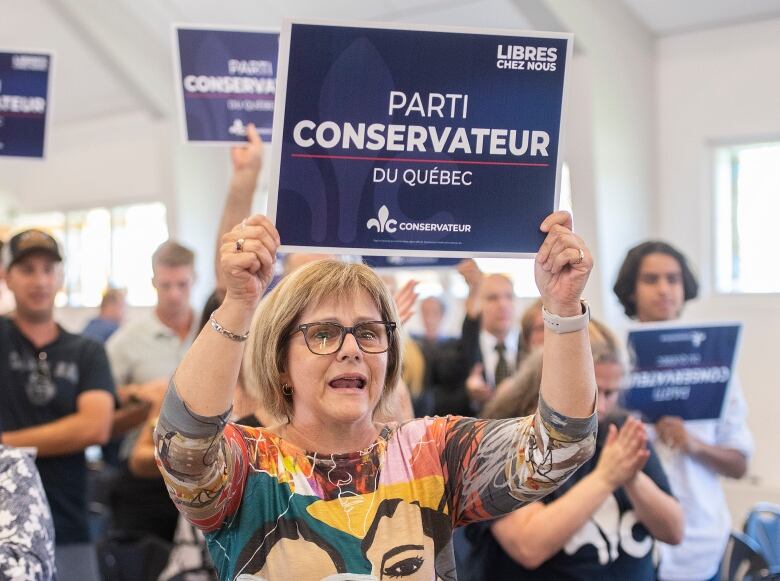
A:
[362,256,460,270]
[623,322,742,422]
[173,26,278,143]
[268,20,572,258]
[0,50,51,158]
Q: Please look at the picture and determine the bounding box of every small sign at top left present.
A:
[0,50,52,159]
[173,25,279,144]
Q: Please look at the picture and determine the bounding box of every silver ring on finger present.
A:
[573,247,584,265]
[236,238,245,253]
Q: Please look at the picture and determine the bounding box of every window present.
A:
[12,202,168,306]
[715,143,780,293]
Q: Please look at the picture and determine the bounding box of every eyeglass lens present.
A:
[303,322,390,354]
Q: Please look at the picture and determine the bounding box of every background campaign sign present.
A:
[173,25,278,143]
[362,256,461,270]
[0,50,52,158]
[623,322,742,422]
[268,20,571,258]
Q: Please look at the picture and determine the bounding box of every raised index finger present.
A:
[246,123,262,146]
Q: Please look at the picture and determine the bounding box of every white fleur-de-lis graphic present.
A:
[366,205,397,233]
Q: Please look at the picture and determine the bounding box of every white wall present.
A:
[656,18,780,502]
[0,112,172,213]
[547,0,657,322]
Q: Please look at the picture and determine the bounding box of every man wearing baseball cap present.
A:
[0,229,115,581]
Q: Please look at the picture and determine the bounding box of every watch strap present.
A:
[542,300,590,334]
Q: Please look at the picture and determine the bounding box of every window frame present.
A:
[713,139,780,296]
[10,200,169,307]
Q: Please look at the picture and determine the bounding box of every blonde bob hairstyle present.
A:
[247,259,403,420]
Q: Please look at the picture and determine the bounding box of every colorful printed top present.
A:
[155,386,596,581]
[0,445,56,581]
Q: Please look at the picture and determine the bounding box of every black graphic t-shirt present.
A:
[0,316,115,544]
[465,414,674,581]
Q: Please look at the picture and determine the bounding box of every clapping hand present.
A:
[393,280,419,325]
[595,416,651,489]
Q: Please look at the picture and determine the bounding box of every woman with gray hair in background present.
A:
[153,211,598,580]
[467,319,684,581]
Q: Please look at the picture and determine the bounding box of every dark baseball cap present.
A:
[4,229,63,269]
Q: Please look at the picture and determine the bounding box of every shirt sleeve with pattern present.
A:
[0,446,56,581]
[154,382,596,579]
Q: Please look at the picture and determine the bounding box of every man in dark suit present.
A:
[430,260,519,416]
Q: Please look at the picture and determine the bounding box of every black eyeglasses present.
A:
[291,321,396,355]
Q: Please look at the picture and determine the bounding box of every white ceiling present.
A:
[623,0,780,35]
[1,0,779,127]
[0,0,141,125]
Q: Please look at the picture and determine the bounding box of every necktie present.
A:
[494,342,510,387]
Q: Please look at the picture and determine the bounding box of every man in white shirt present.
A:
[613,240,753,581]
[107,242,199,402]
[106,240,200,541]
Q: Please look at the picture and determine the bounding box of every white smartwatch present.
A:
[542,300,590,334]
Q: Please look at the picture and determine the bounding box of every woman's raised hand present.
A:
[534,211,593,316]
[219,214,280,308]
[393,279,419,325]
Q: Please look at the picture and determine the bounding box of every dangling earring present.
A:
[282,383,294,396]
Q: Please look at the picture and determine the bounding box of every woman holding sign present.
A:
[153,211,597,580]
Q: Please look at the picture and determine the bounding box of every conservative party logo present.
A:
[659,330,708,348]
[367,205,472,236]
[367,206,398,233]
[228,118,247,136]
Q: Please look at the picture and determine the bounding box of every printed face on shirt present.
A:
[595,361,624,421]
[362,498,451,580]
[152,264,194,319]
[480,275,515,338]
[257,535,340,579]
[364,500,439,580]
[239,517,346,580]
[284,289,388,428]
[632,253,685,322]
[5,253,61,323]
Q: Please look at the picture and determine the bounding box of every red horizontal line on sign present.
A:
[184,93,275,99]
[290,153,549,167]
